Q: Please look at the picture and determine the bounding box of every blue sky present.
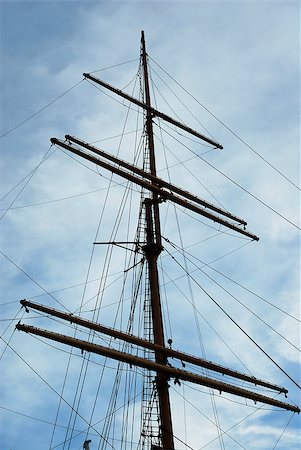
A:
[0,1,300,450]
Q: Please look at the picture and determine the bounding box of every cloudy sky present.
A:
[0,1,300,450]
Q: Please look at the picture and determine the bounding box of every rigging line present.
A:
[0,147,55,203]
[163,236,253,274]
[164,428,196,450]
[121,68,141,92]
[59,147,140,195]
[159,149,214,169]
[149,62,217,142]
[0,249,72,313]
[65,356,90,450]
[0,315,42,322]
[0,308,24,361]
[161,123,300,230]
[66,78,141,445]
[272,412,296,449]
[89,128,143,144]
[0,79,84,139]
[5,130,140,211]
[65,315,120,447]
[62,204,108,450]
[165,247,301,391]
[149,56,300,192]
[30,331,141,373]
[183,384,188,450]
[71,273,126,314]
[156,118,226,447]
[0,307,23,340]
[123,122,139,271]
[159,258,173,342]
[174,204,250,240]
[170,386,248,450]
[153,128,229,212]
[84,262,141,441]
[185,381,283,410]
[159,120,213,147]
[43,334,120,446]
[89,58,139,74]
[150,74,175,344]
[175,244,300,323]
[54,391,144,450]
[0,186,115,211]
[49,327,79,449]
[2,268,125,305]
[82,236,281,333]
[0,336,117,450]
[198,398,272,449]
[0,144,54,221]
[158,261,253,376]
[7,236,247,316]
[165,239,300,352]
[92,84,140,324]
[149,67,190,128]
[85,79,143,116]
[0,405,99,434]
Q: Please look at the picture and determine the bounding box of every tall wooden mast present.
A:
[16,31,300,450]
[140,30,175,450]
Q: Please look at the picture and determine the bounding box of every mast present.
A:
[140,30,175,450]
[15,31,300,450]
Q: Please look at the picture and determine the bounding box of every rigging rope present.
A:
[149,62,217,141]
[149,56,300,192]
[154,109,225,449]
[164,247,301,391]
[165,239,300,352]
[160,123,300,231]
[179,247,300,323]
[0,249,72,312]
[89,58,139,74]
[0,80,84,139]
[153,128,229,211]
[272,412,296,449]
[170,386,247,450]
[0,145,55,221]
[0,148,54,203]
[0,336,117,449]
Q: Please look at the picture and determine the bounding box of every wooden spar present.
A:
[65,134,247,225]
[50,137,259,241]
[15,323,300,414]
[20,299,289,394]
[82,73,223,150]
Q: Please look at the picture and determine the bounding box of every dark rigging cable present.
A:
[0,80,84,139]
[149,56,300,192]
[166,239,300,352]
[164,246,301,391]
[166,239,300,323]
[0,337,117,450]
[89,58,139,74]
[160,123,300,231]
[0,145,55,221]
[0,249,71,313]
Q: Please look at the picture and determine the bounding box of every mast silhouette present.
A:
[16,31,300,450]
[140,30,174,449]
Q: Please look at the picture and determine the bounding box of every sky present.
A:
[0,1,300,450]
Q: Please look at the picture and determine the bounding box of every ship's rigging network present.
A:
[1,34,300,450]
